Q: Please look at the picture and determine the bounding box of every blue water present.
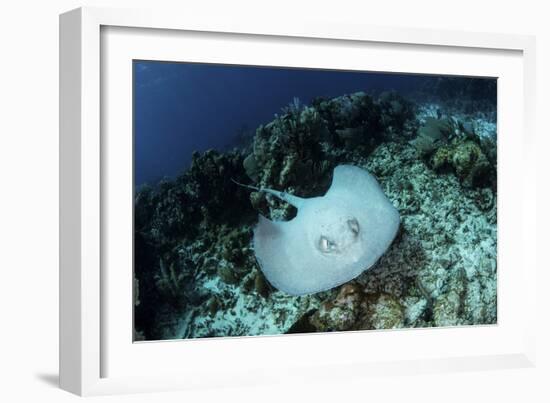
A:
[134,61,429,186]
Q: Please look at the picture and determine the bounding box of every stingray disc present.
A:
[253,165,400,296]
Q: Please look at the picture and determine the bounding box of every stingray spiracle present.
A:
[317,217,361,255]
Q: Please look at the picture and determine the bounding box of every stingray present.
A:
[236,164,400,296]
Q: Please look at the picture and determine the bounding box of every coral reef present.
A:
[377,90,416,135]
[134,90,497,340]
[409,112,496,189]
[431,140,491,188]
[243,100,333,219]
[410,117,453,157]
[309,283,363,332]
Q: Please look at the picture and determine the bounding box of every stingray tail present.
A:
[231,178,261,192]
[231,178,305,209]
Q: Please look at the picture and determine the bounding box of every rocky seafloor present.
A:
[134,88,497,341]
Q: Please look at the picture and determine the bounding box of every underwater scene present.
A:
[133,61,497,341]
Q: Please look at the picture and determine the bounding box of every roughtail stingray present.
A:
[246,164,400,296]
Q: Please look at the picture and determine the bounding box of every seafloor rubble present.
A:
[134,88,497,341]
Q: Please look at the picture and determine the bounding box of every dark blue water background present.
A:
[134,61,431,186]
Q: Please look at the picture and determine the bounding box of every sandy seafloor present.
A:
[133,93,497,341]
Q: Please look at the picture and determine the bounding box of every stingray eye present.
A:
[348,218,360,236]
[318,236,336,253]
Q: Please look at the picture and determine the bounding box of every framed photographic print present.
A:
[60,6,537,396]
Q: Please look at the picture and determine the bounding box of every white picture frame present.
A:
[59,6,537,396]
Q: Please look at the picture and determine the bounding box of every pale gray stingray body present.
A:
[250,165,400,296]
